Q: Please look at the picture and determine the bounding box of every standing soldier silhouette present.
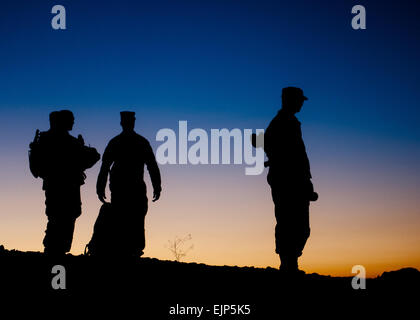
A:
[264,87,318,273]
[96,111,161,257]
[29,110,100,256]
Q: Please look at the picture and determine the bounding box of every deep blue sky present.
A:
[1,0,419,174]
[0,0,418,164]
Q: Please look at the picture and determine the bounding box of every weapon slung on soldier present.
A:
[29,129,40,149]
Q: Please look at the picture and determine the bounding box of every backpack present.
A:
[85,203,117,256]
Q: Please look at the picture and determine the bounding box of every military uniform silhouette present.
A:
[264,87,317,272]
[96,111,161,257]
[31,110,100,255]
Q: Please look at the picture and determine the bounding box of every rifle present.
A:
[28,129,41,178]
[29,129,40,149]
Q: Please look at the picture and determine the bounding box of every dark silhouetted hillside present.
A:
[0,245,419,317]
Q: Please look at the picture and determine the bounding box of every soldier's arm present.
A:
[96,143,113,203]
[144,141,161,202]
[264,119,279,161]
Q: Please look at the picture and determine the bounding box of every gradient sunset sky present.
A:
[0,0,419,277]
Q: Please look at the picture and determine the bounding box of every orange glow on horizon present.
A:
[1,163,420,278]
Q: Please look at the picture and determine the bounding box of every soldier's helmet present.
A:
[49,111,60,130]
[120,111,135,120]
[59,110,75,131]
[282,87,308,102]
[120,111,136,129]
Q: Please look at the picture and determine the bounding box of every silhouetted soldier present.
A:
[96,111,161,257]
[30,110,100,256]
[264,87,318,273]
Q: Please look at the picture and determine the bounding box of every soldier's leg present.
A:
[43,189,60,254]
[59,187,81,253]
[139,200,148,255]
[272,187,298,270]
[60,217,77,252]
[129,197,148,256]
[277,218,299,271]
[278,199,310,273]
[110,192,130,254]
[43,187,81,254]
[43,216,76,254]
[272,187,282,255]
[111,191,148,257]
[43,217,58,254]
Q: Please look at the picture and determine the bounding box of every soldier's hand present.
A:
[310,192,319,202]
[152,190,161,202]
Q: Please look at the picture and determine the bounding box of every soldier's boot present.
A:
[279,254,300,273]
